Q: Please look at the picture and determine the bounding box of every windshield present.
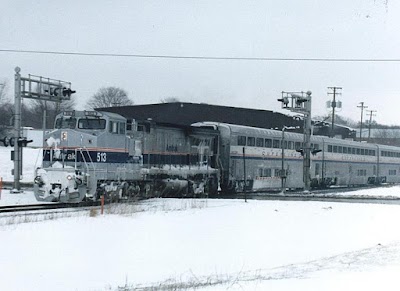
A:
[55,117,77,129]
[78,118,106,130]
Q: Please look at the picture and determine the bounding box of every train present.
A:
[34,110,400,202]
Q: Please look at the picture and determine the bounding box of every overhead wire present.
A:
[1,48,400,62]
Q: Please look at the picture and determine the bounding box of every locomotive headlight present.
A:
[61,131,68,141]
[67,175,73,181]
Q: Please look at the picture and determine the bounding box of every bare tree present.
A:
[28,97,76,128]
[86,86,133,109]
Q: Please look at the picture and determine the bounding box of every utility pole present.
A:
[357,102,368,142]
[327,87,342,138]
[14,67,22,191]
[367,110,377,142]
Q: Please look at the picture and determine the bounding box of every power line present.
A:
[2,48,400,62]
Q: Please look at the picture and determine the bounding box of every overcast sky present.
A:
[1,0,399,125]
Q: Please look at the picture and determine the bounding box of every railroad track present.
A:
[0,201,101,214]
[0,203,69,214]
[1,184,400,214]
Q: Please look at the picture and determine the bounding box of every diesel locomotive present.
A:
[34,110,219,202]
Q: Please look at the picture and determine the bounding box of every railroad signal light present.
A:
[62,88,76,97]
[53,87,61,96]
[0,137,8,147]
[277,97,289,108]
[1,136,33,147]
[311,149,322,156]
[44,86,75,98]
[295,96,308,108]
[17,138,33,147]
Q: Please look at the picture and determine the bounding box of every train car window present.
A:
[288,141,293,149]
[247,137,255,146]
[265,139,272,148]
[119,122,126,134]
[282,140,287,149]
[348,147,352,154]
[389,169,397,175]
[357,169,367,176]
[295,142,301,150]
[343,147,348,154]
[333,146,338,153]
[256,138,264,147]
[78,118,106,130]
[360,149,365,155]
[338,146,343,153]
[273,139,280,148]
[328,145,332,152]
[55,117,77,129]
[352,148,356,155]
[274,169,280,177]
[264,168,271,177]
[371,150,376,156]
[237,136,246,146]
[314,143,319,150]
[356,148,360,155]
[109,121,121,134]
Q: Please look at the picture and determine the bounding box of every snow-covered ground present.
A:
[2,147,400,290]
[0,146,42,184]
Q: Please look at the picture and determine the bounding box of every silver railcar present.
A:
[195,122,400,192]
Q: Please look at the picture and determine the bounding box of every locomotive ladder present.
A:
[75,147,96,190]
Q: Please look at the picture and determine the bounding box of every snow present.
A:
[1,146,400,290]
[0,146,42,184]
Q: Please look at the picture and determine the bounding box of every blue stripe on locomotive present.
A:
[42,149,136,164]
